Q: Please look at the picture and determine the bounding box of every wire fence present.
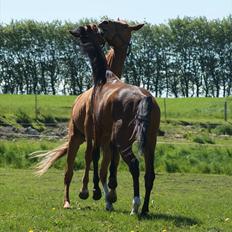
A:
[1,94,231,124]
[161,98,231,123]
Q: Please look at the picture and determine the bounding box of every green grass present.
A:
[1,95,232,231]
[156,143,232,175]
[0,94,76,125]
[0,139,85,170]
[158,97,232,123]
[0,94,232,124]
[0,168,231,231]
[1,139,232,175]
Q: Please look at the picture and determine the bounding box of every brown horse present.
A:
[31,20,144,210]
[70,25,160,215]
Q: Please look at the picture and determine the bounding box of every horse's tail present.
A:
[29,142,68,176]
[134,96,153,154]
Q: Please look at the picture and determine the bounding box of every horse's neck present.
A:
[106,47,127,78]
[87,46,107,86]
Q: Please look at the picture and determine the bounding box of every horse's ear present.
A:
[129,24,144,31]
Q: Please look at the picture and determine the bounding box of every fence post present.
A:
[224,100,227,122]
[164,98,167,122]
[35,92,38,120]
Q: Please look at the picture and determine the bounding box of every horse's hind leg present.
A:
[107,143,119,204]
[141,139,156,215]
[100,144,113,211]
[92,145,102,200]
[64,132,84,208]
[120,146,141,215]
[79,144,92,200]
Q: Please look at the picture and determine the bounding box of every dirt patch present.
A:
[0,123,68,139]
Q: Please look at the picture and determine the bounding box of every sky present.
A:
[0,0,231,25]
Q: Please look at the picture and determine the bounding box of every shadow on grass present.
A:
[65,206,200,227]
[138,213,200,227]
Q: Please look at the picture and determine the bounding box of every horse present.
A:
[70,24,160,215]
[31,20,144,210]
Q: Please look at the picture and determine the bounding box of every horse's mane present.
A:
[79,26,107,86]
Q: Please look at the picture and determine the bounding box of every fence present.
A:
[0,95,231,129]
[160,97,231,123]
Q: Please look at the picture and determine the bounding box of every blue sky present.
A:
[0,0,231,25]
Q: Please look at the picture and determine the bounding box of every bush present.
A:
[1,139,232,175]
[40,114,57,126]
[193,135,215,144]
[165,161,180,173]
[0,139,86,170]
[16,110,32,127]
[213,124,232,135]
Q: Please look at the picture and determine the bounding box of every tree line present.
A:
[0,16,232,97]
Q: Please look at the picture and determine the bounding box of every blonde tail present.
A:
[30,142,68,176]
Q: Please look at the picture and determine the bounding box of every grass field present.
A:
[0,94,232,124]
[160,97,232,123]
[0,168,231,232]
[1,95,232,231]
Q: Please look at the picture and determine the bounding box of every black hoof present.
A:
[93,188,102,200]
[140,209,149,217]
[79,191,89,200]
[106,192,117,203]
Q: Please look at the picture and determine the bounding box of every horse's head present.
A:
[70,24,108,85]
[98,20,144,48]
[69,24,105,48]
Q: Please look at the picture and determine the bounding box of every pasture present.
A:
[0,168,231,231]
[1,95,232,231]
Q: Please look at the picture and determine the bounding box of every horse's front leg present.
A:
[120,146,141,215]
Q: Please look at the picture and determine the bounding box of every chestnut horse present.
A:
[70,25,160,215]
[31,21,144,210]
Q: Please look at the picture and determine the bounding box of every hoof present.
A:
[79,190,89,200]
[130,208,139,215]
[141,207,149,217]
[63,201,71,209]
[106,191,117,203]
[93,188,102,200]
[106,202,114,211]
[130,196,141,215]
[130,210,137,215]
[140,211,149,217]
